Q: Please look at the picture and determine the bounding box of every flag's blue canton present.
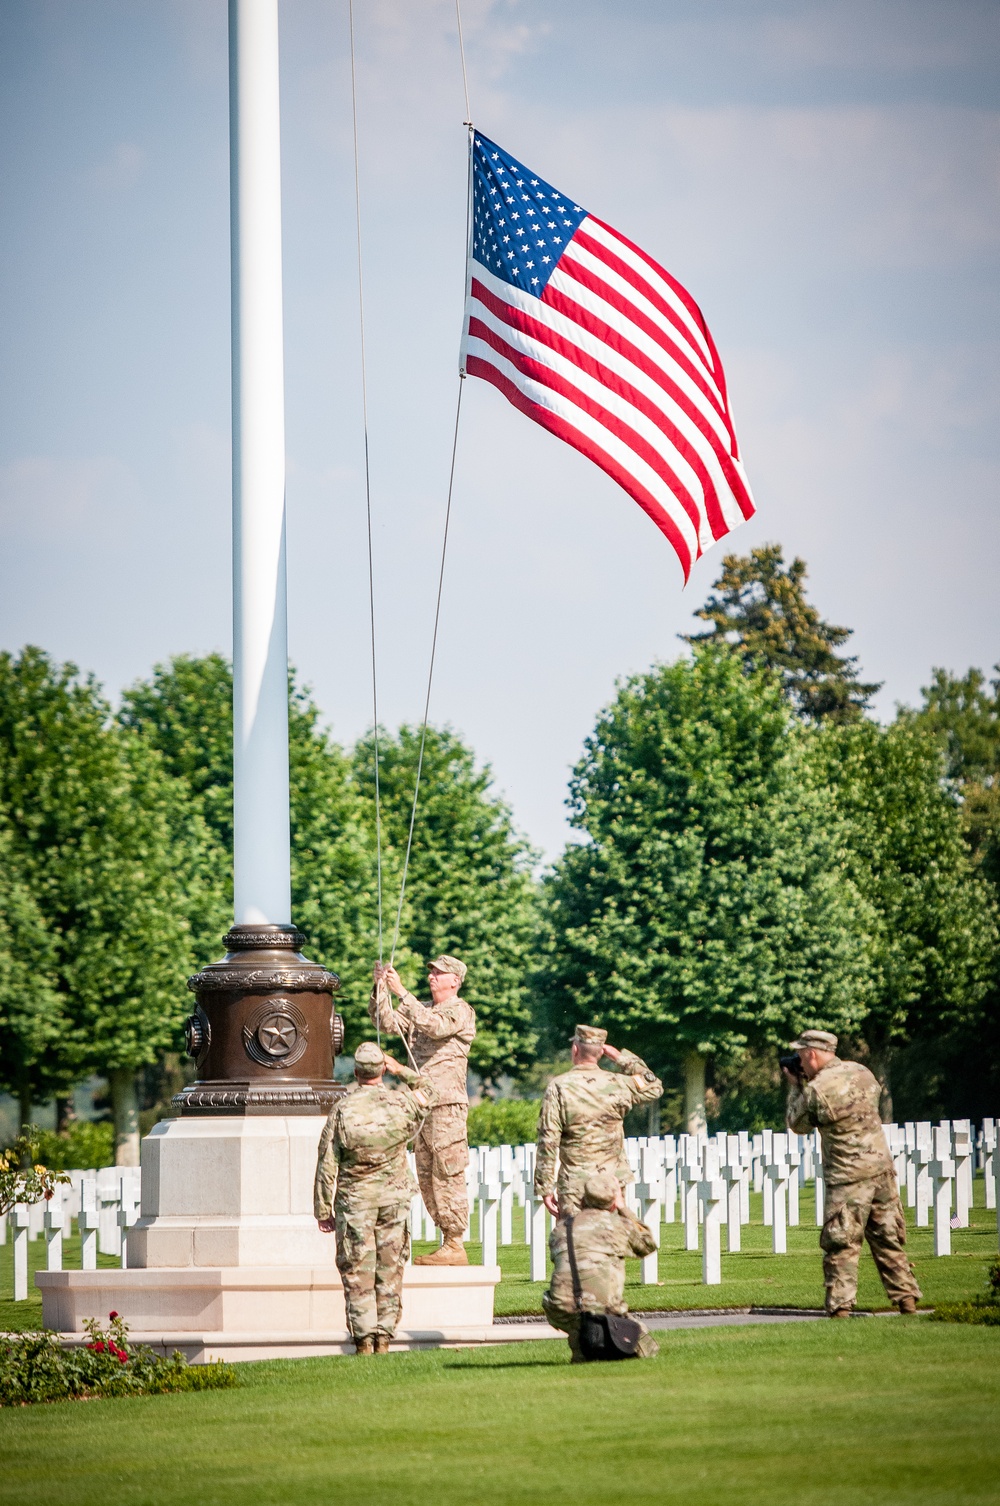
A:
[471,132,588,297]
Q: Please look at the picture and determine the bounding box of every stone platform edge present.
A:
[34,1265,503,1356]
[43,1321,559,1364]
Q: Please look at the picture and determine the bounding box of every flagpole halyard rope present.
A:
[389,375,464,966]
[348,0,385,1047]
[455,0,472,123]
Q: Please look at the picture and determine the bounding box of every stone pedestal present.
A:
[127,1115,332,1268]
[38,1113,501,1357]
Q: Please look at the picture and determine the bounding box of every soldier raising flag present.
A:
[370,955,475,1265]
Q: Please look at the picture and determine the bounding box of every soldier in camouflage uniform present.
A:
[370,955,475,1265]
[784,1028,921,1318]
[534,1025,663,1218]
[543,1170,659,1362]
[315,1041,437,1355]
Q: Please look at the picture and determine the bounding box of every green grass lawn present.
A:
[2,1181,997,1332]
[2,1321,998,1505]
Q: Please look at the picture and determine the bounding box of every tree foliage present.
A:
[686,544,881,723]
[536,645,871,1077]
[353,726,539,1080]
[809,718,997,1115]
[0,648,193,1115]
[909,664,1000,888]
[0,817,61,1113]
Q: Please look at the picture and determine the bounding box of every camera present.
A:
[779,1051,803,1080]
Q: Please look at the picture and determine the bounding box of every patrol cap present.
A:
[788,1029,838,1053]
[582,1171,620,1209]
[354,1041,386,1076]
[572,1024,607,1046]
[429,954,467,983]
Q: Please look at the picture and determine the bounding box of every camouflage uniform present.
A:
[787,1055,921,1314]
[543,1172,659,1361]
[370,978,475,1238]
[534,1046,662,1216]
[314,1059,437,1342]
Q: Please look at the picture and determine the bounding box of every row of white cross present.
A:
[415,1115,999,1284]
[5,1119,996,1297]
[4,1167,140,1301]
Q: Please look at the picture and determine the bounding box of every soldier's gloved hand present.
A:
[317,1217,335,1233]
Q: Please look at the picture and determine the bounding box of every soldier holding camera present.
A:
[782,1029,921,1318]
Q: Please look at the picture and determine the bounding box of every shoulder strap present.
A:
[564,1216,584,1313]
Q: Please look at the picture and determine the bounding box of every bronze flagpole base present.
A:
[174,924,346,1116]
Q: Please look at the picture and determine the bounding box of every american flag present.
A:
[461,132,755,582]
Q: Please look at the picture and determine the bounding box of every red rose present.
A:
[109,1310,119,1320]
[90,1341,106,1353]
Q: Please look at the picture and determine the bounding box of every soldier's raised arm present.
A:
[533,1080,563,1203]
[369,969,408,1039]
[394,993,472,1042]
[602,1044,662,1106]
[313,1110,341,1222]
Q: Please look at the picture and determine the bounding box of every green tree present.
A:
[686,544,881,723]
[0,815,62,1126]
[809,718,997,1118]
[120,654,381,1043]
[537,645,871,1130]
[910,665,1000,886]
[353,726,539,1082]
[0,648,194,1162]
[893,668,1000,1119]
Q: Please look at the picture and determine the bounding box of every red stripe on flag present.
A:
[587,216,738,418]
[468,279,750,536]
[465,353,696,579]
[555,253,731,433]
[467,315,706,536]
[572,227,711,376]
[530,282,755,518]
[472,275,745,507]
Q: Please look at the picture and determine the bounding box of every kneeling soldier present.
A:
[543,1170,660,1362]
[314,1042,437,1355]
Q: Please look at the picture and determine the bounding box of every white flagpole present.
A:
[229,0,291,926]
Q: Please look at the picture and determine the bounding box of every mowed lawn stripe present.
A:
[2,1323,998,1506]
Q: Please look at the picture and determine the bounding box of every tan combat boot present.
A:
[413,1235,469,1266]
[374,1334,391,1355]
[897,1297,918,1315]
[355,1336,374,1355]
[829,1308,852,1319]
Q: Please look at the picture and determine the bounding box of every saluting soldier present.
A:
[314,1042,437,1356]
[784,1028,921,1318]
[534,1024,662,1218]
[370,955,475,1265]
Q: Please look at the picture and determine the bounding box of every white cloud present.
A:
[0,456,144,540]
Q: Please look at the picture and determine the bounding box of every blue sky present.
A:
[1,0,998,857]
